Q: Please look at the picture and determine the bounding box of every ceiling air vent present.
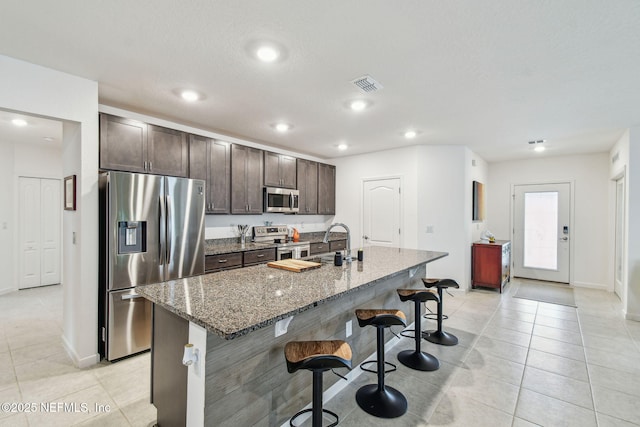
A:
[352,75,384,93]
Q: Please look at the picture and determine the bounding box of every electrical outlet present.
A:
[426,225,434,233]
[275,316,294,337]
[72,232,76,244]
[346,320,352,338]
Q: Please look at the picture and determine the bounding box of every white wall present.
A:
[0,141,15,295]
[333,146,420,251]
[609,131,629,312]
[487,152,610,289]
[611,128,640,320]
[0,139,63,294]
[0,54,99,367]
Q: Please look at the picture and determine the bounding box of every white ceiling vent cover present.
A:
[352,75,384,92]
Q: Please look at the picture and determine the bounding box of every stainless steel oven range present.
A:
[252,225,310,260]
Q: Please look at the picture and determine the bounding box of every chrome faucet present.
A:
[323,223,352,262]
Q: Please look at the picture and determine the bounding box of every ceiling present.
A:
[1,1,639,162]
[0,110,62,148]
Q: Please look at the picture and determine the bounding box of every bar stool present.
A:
[396,289,440,371]
[355,309,407,419]
[284,340,352,427]
[422,278,460,346]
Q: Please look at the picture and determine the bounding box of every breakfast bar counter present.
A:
[137,246,447,426]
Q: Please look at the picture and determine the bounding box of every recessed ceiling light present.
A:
[256,46,280,62]
[404,130,417,139]
[43,137,55,142]
[350,100,368,111]
[274,123,291,132]
[180,90,200,102]
[12,118,27,127]
[534,145,546,152]
[338,143,348,151]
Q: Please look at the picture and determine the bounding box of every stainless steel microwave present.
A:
[264,187,299,213]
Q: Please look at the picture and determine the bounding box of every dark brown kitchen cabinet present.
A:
[330,239,347,252]
[147,125,188,177]
[472,240,511,293]
[317,163,336,215]
[243,248,276,266]
[309,242,330,255]
[99,114,147,173]
[296,159,318,214]
[99,113,188,177]
[231,144,263,214]
[189,135,231,214]
[264,151,296,188]
[205,253,243,272]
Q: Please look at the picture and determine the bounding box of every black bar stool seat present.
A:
[354,309,408,419]
[422,278,460,346]
[285,340,352,427]
[396,289,440,371]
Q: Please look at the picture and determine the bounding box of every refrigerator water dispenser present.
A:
[118,221,147,254]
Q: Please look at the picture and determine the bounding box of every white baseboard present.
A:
[61,334,100,368]
[571,281,608,291]
[0,288,18,296]
[624,311,640,322]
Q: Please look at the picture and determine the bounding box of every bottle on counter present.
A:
[357,248,363,261]
[334,251,343,266]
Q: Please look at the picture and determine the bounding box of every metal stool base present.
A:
[290,407,339,427]
[422,330,458,346]
[397,349,440,371]
[355,384,407,418]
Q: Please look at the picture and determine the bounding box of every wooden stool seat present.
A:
[396,288,439,303]
[355,309,406,327]
[285,340,352,372]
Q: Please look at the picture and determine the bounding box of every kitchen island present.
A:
[137,246,447,426]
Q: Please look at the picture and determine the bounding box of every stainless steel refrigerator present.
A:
[99,171,205,361]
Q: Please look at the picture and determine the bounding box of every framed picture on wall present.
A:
[64,175,76,211]
[472,180,485,221]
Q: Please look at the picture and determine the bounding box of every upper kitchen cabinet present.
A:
[231,144,263,214]
[189,135,231,214]
[99,113,188,177]
[317,163,336,215]
[264,151,296,189]
[99,114,148,173]
[147,125,188,177]
[296,159,318,214]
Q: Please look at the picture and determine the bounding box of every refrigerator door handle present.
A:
[159,195,165,264]
[166,195,172,265]
[121,293,144,300]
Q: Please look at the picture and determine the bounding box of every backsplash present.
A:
[204,213,334,239]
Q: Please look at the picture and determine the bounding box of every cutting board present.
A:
[267,259,322,272]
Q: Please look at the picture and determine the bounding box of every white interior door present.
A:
[19,177,61,289]
[513,183,571,283]
[40,178,61,286]
[614,177,625,299]
[362,178,401,247]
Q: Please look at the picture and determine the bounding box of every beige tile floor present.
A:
[2,279,640,426]
[0,285,156,427]
[296,278,640,427]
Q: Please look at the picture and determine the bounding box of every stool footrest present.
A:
[290,408,339,427]
[360,360,397,375]
[423,313,448,320]
[399,328,416,339]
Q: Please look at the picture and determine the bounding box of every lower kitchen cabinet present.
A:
[472,240,511,293]
[329,239,347,252]
[205,253,243,273]
[243,248,276,266]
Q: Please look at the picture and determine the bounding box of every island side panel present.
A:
[203,264,426,426]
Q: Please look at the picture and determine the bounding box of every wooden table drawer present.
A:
[243,248,276,266]
[205,253,243,272]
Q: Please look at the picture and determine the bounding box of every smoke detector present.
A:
[352,75,384,93]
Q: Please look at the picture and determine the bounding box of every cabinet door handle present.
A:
[149,161,152,171]
[218,259,228,263]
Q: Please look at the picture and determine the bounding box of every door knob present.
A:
[560,236,569,241]
[363,235,369,240]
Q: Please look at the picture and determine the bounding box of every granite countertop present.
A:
[136,246,448,339]
[204,232,348,255]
